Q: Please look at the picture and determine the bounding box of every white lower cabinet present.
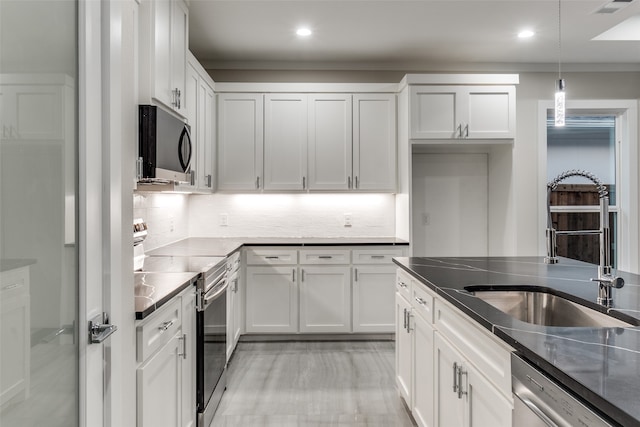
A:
[137,290,195,427]
[245,265,298,333]
[396,268,513,427]
[353,265,396,332]
[138,331,182,427]
[299,265,351,333]
[180,288,196,427]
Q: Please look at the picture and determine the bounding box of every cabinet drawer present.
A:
[434,299,512,398]
[352,248,405,264]
[299,249,350,265]
[0,267,30,299]
[396,269,412,301]
[246,248,298,265]
[137,298,182,363]
[412,283,435,324]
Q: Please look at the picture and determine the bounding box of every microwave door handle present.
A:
[178,126,192,172]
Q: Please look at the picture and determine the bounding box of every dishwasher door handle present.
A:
[516,395,560,427]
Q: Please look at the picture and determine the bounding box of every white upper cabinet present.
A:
[217,93,264,191]
[139,0,188,115]
[264,94,308,191]
[410,85,515,140]
[353,94,397,191]
[307,94,353,191]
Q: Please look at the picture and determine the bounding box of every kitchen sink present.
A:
[467,289,631,328]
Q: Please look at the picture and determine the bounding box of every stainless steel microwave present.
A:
[138,105,192,183]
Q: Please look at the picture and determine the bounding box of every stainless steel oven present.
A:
[196,262,228,427]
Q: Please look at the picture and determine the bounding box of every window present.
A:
[546,114,618,266]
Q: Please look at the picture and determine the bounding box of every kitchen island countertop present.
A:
[393,256,640,427]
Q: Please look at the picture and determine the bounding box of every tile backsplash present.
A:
[133,192,189,251]
[188,193,396,237]
[134,192,396,249]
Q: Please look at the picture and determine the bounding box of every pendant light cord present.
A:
[558,0,562,80]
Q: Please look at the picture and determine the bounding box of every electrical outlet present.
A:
[344,213,352,227]
[220,213,229,227]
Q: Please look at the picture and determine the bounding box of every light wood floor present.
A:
[211,341,416,427]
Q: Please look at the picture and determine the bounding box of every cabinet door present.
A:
[299,266,351,333]
[413,312,434,427]
[137,332,181,427]
[433,333,464,427]
[307,94,352,190]
[152,0,172,109]
[395,293,412,405]
[226,271,241,361]
[464,86,515,139]
[353,94,396,191]
[217,93,264,190]
[0,294,30,405]
[264,94,307,190]
[196,78,215,191]
[171,0,188,115]
[182,62,199,190]
[181,290,196,427]
[352,265,395,333]
[410,86,459,139]
[466,363,513,427]
[245,266,298,333]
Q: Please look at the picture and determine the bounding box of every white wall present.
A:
[188,193,396,237]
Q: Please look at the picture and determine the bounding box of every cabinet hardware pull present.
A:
[406,311,413,332]
[463,123,469,138]
[159,320,174,332]
[403,308,407,330]
[2,283,22,291]
[458,367,468,398]
[354,268,359,281]
[265,256,279,259]
[348,176,352,189]
[301,269,305,282]
[456,124,462,138]
[415,297,426,306]
[399,281,407,288]
[318,255,333,259]
[206,174,212,188]
[355,176,359,189]
[303,176,306,189]
[371,255,385,259]
[292,269,296,282]
[256,176,260,189]
[453,362,459,394]
[178,334,187,359]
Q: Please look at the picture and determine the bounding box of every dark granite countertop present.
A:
[147,237,409,257]
[393,256,640,427]
[134,272,197,320]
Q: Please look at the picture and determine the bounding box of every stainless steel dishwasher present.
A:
[512,353,617,427]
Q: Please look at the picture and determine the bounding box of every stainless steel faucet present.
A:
[545,169,624,307]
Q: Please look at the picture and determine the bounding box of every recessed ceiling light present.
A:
[296,27,312,37]
[518,30,535,39]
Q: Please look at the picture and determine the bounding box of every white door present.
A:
[413,312,435,427]
[433,334,465,427]
[353,93,397,191]
[307,94,352,190]
[410,86,459,139]
[352,265,396,333]
[245,266,298,333]
[299,266,351,333]
[395,293,413,405]
[412,153,488,257]
[217,93,264,190]
[264,94,308,190]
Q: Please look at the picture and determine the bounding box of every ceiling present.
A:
[188,0,640,72]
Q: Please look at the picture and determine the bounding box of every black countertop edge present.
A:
[135,275,197,320]
[392,258,634,427]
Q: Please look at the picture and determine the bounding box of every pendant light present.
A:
[554,0,565,127]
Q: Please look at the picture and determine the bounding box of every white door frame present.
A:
[537,99,639,273]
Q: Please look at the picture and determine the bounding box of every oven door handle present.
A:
[203,280,229,309]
